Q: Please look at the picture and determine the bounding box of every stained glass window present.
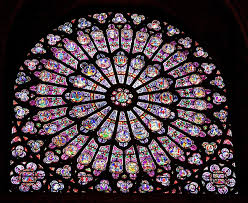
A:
[9,12,237,194]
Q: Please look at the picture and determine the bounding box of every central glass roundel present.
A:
[111,88,133,106]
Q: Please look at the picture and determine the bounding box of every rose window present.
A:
[9,12,237,194]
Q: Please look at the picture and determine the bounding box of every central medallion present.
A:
[111,88,133,106]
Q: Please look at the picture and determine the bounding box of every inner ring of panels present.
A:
[10,12,237,194]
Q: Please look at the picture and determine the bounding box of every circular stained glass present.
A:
[10,12,237,194]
